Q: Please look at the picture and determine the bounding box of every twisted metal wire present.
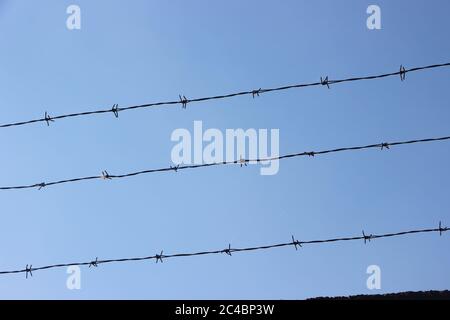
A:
[2,223,448,278]
[1,135,449,191]
[1,62,449,129]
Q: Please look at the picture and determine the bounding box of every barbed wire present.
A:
[1,62,449,129]
[1,222,448,278]
[1,135,449,191]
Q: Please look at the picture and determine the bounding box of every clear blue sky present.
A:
[0,0,449,299]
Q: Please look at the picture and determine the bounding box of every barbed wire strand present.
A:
[1,135,449,191]
[1,223,448,277]
[1,62,449,129]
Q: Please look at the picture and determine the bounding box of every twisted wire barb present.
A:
[0,135,449,191]
[1,62,449,129]
[1,223,447,278]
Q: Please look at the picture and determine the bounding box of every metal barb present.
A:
[155,251,164,263]
[170,165,180,172]
[111,104,120,118]
[438,221,447,236]
[306,152,315,157]
[223,244,232,256]
[291,235,302,250]
[400,65,407,81]
[239,155,247,167]
[381,142,390,150]
[101,170,112,180]
[252,88,262,98]
[321,76,330,89]
[37,182,46,190]
[25,264,33,279]
[44,112,54,126]
[179,95,188,109]
[89,257,99,268]
[362,230,372,244]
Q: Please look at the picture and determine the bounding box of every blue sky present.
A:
[0,0,449,299]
